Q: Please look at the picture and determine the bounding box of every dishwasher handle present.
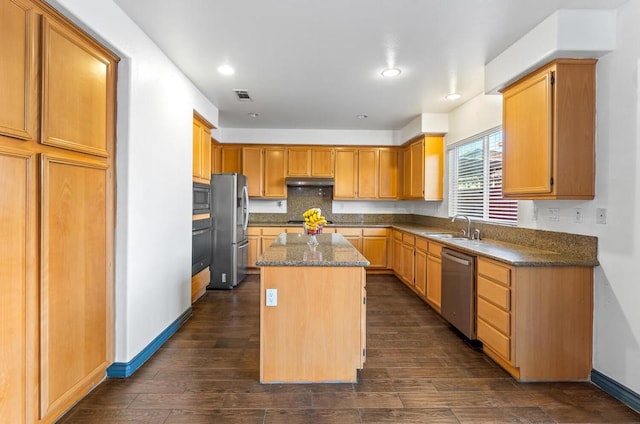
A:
[441,251,472,266]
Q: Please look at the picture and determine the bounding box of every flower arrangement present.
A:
[303,207,327,235]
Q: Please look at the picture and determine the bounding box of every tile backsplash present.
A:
[285,186,334,221]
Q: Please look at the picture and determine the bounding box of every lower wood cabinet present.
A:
[477,257,593,381]
[191,267,210,303]
[361,228,389,269]
[414,238,428,297]
[400,233,415,287]
[425,241,443,312]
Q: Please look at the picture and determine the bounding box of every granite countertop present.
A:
[249,221,597,267]
[390,224,597,267]
[249,222,388,228]
[256,233,370,267]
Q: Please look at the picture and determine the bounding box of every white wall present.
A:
[421,4,640,394]
[49,0,219,362]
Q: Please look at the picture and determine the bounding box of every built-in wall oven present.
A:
[192,216,212,276]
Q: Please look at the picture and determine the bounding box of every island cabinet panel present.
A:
[260,266,366,383]
[42,17,115,157]
[501,59,596,199]
[0,0,37,141]
[0,148,33,424]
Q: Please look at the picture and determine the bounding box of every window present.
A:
[448,128,518,224]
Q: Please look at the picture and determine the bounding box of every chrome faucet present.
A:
[451,214,472,239]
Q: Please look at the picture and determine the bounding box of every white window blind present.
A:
[448,128,518,224]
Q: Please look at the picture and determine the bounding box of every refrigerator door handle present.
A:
[242,185,249,231]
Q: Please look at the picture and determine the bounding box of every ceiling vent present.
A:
[233,89,253,102]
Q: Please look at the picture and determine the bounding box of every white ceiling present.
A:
[112,0,625,131]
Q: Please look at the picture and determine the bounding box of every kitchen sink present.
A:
[424,233,467,240]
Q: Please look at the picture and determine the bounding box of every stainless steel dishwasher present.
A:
[441,248,477,340]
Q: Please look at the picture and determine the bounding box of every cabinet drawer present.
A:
[286,227,305,234]
[393,230,403,240]
[477,297,510,336]
[477,276,511,311]
[478,318,511,362]
[478,258,511,286]
[248,227,261,235]
[428,242,442,256]
[402,233,415,246]
[262,227,286,236]
[337,227,362,236]
[415,237,428,252]
[363,227,388,237]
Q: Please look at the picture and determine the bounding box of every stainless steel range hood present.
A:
[285,177,334,187]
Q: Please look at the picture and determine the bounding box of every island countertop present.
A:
[256,233,370,267]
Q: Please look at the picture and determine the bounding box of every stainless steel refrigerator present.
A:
[209,173,249,289]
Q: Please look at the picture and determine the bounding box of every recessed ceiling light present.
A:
[356,114,369,119]
[445,93,461,101]
[248,112,259,118]
[381,68,401,78]
[217,64,235,75]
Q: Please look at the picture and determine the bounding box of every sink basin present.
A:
[424,233,468,240]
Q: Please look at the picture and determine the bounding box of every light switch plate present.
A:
[596,208,607,224]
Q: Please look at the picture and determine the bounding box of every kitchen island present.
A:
[256,233,370,383]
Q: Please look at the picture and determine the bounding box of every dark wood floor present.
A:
[59,274,640,423]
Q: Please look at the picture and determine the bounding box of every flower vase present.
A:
[307,233,319,247]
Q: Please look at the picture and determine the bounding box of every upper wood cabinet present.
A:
[242,147,264,197]
[334,148,357,199]
[401,135,444,201]
[241,146,286,198]
[220,145,242,173]
[42,17,116,157]
[286,146,334,177]
[501,59,596,199]
[0,0,37,141]
[335,147,400,200]
[192,113,212,183]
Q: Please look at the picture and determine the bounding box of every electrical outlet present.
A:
[548,208,560,221]
[596,208,607,224]
[574,208,584,223]
[266,288,278,306]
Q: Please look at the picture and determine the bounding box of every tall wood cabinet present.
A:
[501,59,596,199]
[0,1,118,422]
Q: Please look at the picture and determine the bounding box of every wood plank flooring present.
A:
[59,274,640,423]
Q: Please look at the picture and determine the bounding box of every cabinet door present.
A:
[42,17,115,157]
[426,254,442,312]
[424,136,443,200]
[40,154,111,419]
[357,148,378,199]
[410,139,424,198]
[287,147,311,176]
[362,236,387,268]
[334,149,357,199]
[221,146,242,173]
[414,247,427,298]
[0,148,33,424]
[264,147,286,198]
[502,69,553,196]
[201,127,211,179]
[248,234,260,267]
[242,147,264,197]
[378,148,399,199]
[402,147,411,198]
[192,119,203,179]
[0,0,36,140]
[401,243,414,287]
[336,228,362,253]
[311,147,334,177]
[392,238,403,277]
